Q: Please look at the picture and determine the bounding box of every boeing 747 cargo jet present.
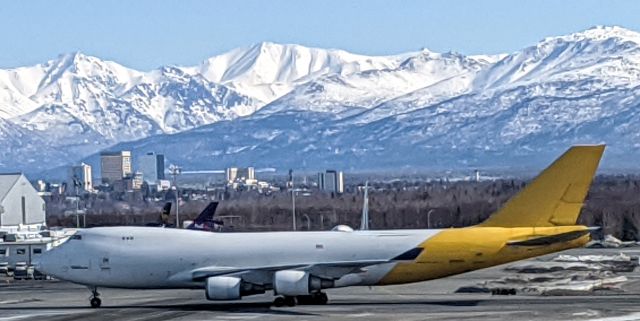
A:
[36,145,604,308]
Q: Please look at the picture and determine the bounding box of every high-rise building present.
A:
[337,171,344,194]
[318,170,344,194]
[100,151,132,184]
[226,167,238,183]
[226,167,255,183]
[69,163,93,192]
[138,152,165,184]
[287,169,294,189]
[132,172,144,190]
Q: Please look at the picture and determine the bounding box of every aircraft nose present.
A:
[32,250,51,274]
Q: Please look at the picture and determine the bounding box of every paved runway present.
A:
[2,248,640,321]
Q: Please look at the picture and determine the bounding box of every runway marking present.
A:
[0,300,22,304]
[214,315,262,320]
[590,313,640,321]
[0,311,77,321]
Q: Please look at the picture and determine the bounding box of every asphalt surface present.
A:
[2,248,640,321]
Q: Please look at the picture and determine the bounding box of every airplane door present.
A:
[99,253,111,273]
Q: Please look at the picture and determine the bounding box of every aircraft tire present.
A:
[273,296,285,307]
[90,297,102,308]
[316,292,328,305]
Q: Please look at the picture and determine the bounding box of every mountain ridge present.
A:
[0,25,639,175]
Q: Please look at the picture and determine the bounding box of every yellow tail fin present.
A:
[480,145,605,227]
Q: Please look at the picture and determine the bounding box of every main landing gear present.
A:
[89,286,102,308]
[273,292,328,307]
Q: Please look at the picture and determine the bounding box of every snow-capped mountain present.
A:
[0,52,262,171]
[187,42,403,104]
[2,25,640,175]
[257,50,493,118]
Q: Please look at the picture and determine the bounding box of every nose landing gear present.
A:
[89,286,102,308]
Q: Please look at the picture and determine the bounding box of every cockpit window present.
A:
[71,234,82,240]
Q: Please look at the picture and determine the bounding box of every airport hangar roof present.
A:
[0,173,23,203]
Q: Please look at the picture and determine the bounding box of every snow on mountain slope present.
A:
[474,26,640,90]
[73,26,640,174]
[5,25,640,174]
[257,50,490,117]
[95,80,640,173]
[0,53,262,171]
[189,42,403,103]
[119,66,259,133]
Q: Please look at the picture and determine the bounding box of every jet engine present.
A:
[205,276,265,300]
[274,270,334,296]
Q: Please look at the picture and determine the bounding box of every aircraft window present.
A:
[33,248,42,254]
[121,236,134,240]
[71,235,82,240]
[16,249,26,255]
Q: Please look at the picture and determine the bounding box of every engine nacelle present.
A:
[274,270,334,296]
[205,276,265,300]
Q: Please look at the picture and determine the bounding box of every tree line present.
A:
[45,175,640,240]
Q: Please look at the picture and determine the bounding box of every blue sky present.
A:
[1,0,639,70]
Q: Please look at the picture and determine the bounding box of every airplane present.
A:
[146,201,223,231]
[185,201,224,231]
[35,145,604,308]
[145,202,173,227]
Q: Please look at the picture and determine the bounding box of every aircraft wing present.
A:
[190,247,423,281]
[191,259,389,281]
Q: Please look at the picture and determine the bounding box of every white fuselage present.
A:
[35,227,437,289]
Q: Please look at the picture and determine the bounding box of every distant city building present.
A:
[157,180,171,191]
[0,173,46,232]
[287,169,294,189]
[35,180,47,193]
[69,163,93,192]
[226,167,238,183]
[100,151,132,184]
[132,172,144,190]
[318,170,344,194]
[226,167,255,183]
[138,152,165,184]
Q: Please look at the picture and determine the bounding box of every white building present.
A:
[226,167,255,183]
[318,170,344,194]
[100,151,132,184]
[69,163,93,192]
[138,152,165,184]
[0,173,46,233]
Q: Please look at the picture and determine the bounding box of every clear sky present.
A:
[1,0,639,70]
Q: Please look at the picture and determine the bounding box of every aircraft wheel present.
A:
[273,296,285,307]
[90,297,102,308]
[316,292,328,305]
[284,296,297,307]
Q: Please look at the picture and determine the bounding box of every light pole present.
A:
[292,189,297,231]
[291,188,304,231]
[169,165,182,228]
[72,176,81,228]
[427,209,435,229]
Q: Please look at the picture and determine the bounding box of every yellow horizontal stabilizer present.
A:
[480,145,605,227]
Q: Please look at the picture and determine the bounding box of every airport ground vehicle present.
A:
[13,262,34,280]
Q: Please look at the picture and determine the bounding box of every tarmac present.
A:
[2,248,640,321]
